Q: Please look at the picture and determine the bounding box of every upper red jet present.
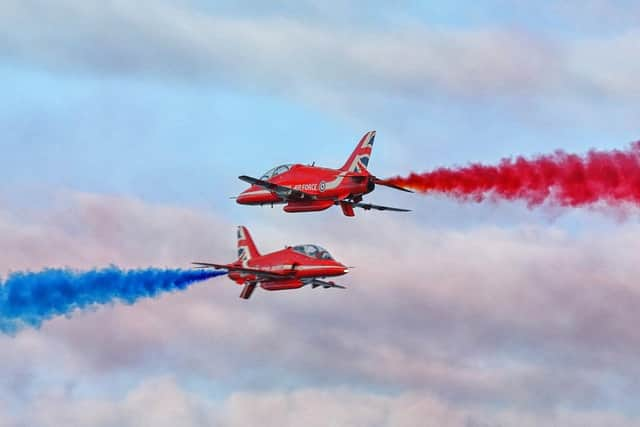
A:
[193,226,349,299]
[236,131,412,216]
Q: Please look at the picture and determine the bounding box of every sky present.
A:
[1,1,640,426]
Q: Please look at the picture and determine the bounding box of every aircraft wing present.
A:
[238,175,315,201]
[192,262,295,280]
[347,201,411,212]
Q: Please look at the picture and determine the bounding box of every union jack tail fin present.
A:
[237,226,260,264]
[340,130,375,173]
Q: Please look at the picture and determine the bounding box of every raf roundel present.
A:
[235,130,413,217]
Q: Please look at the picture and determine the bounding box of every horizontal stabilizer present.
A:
[341,201,411,212]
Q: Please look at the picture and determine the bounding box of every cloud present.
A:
[11,380,640,427]
[0,191,231,272]
[221,388,640,427]
[25,376,216,427]
[2,192,640,420]
[568,30,640,99]
[1,0,638,107]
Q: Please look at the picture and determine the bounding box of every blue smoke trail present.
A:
[0,267,226,334]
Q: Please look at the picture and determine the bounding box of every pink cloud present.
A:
[2,192,640,419]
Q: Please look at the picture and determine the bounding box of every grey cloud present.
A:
[2,193,640,416]
[10,381,640,427]
[0,191,232,272]
[221,388,640,427]
[25,376,215,427]
[1,0,638,105]
[568,30,640,99]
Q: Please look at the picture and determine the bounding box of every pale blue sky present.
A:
[2,1,640,425]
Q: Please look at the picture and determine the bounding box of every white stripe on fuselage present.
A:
[323,173,347,191]
[248,264,343,272]
[296,265,344,271]
[242,189,273,196]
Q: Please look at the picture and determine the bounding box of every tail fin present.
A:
[237,226,260,265]
[340,130,375,173]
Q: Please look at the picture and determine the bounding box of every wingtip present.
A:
[191,262,208,269]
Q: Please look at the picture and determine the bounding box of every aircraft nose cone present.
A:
[236,189,249,204]
[236,185,267,205]
[338,262,350,274]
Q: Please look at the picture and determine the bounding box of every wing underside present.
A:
[238,175,314,201]
[192,262,294,280]
[238,175,410,213]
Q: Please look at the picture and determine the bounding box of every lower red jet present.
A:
[193,226,349,299]
[235,131,412,216]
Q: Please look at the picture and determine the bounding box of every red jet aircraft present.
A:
[236,131,412,216]
[193,226,349,299]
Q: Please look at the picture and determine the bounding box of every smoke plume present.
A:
[0,267,226,334]
[388,142,640,208]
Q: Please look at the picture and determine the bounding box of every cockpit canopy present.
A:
[260,164,293,180]
[292,244,334,260]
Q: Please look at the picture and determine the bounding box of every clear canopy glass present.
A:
[292,244,334,260]
[260,164,292,180]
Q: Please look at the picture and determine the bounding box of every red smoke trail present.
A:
[388,142,640,208]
